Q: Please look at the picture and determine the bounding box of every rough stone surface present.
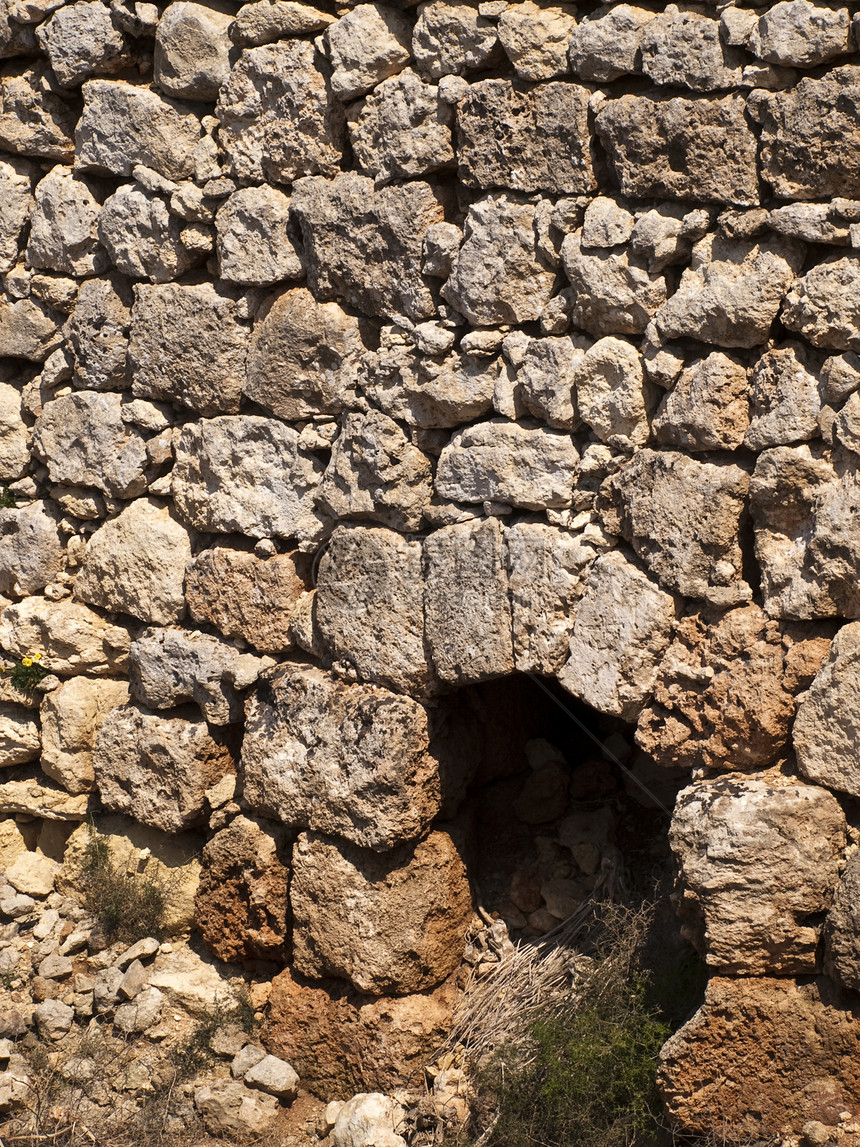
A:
[0,500,64,597]
[782,254,860,352]
[794,621,860,798]
[243,663,442,849]
[67,274,132,391]
[574,337,652,448]
[653,352,749,452]
[231,0,334,46]
[350,69,453,186]
[37,1,133,88]
[215,185,303,287]
[27,166,106,278]
[639,9,743,91]
[496,1,576,81]
[40,675,129,793]
[562,234,667,338]
[97,184,205,284]
[0,597,131,676]
[0,702,40,769]
[744,343,820,449]
[412,1,500,78]
[195,1079,279,1139]
[154,2,233,101]
[291,829,472,994]
[0,63,77,161]
[325,4,412,100]
[569,5,654,81]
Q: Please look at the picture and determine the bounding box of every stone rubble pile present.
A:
[2,0,860,1138]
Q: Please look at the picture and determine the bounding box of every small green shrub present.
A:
[0,486,16,508]
[81,826,170,943]
[169,990,259,1081]
[4,654,49,691]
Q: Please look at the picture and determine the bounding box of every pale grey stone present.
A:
[629,203,712,273]
[97,184,206,283]
[744,344,821,449]
[195,1078,279,1138]
[37,1,133,87]
[794,621,860,797]
[825,850,860,991]
[652,352,749,453]
[639,8,744,91]
[0,63,76,162]
[782,254,860,351]
[244,1055,299,1101]
[574,336,652,449]
[562,232,667,337]
[0,297,64,362]
[154,2,233,100]
[568,5,654,81]
[749,0,852,68]
[412,1,500,77]
[0,156,33,275]
[27,166,108,278]
[231,0,334,46]
[350,69,454,185]
[768,202,853,246]
[496,1,575,81]
[34,1000,73,1040]
[582,197,635,248]
[821,352,860,405]
[114,986,163,1033]
[0,702,40,768]
[0,500,64,598]
[517,334,587,429]
[325,3,412,100]
[67,274,132,391]
[215,185,303,286]
[332,1095,408,1147]
[0,382,27,481]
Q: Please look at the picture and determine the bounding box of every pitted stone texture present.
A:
[658,977,860,1138]
[768,201,854,247]
[75,498,193,626]
[600,449,751,607]
[0,500,64,598]
[652,352,749,453]
[794,621,860,798]
[596,93,759,206]
[186,547,309,655]
[496,1,576,81]
[412,1,500,78]
[27,166,106,278]
[291,173,445,323]
[518,333,586,430]
[350,70,453,185]
[436,419,579,510]
[76,80,202,180]
[195,1079,279,1138]
[0,703,40,769]
[630,203,711,274]
[243,663,441,850]
[753,67,860,199]
[67,275,132,391]
[291,829,471,994]
[0,597,131,677]
[154,2,232,101]
[655,232,804,350]
[129,283,249,416]
[325,3,412,100]
[130,627,268,726]
[750,0,852,67]
[456,79,596,196]
[561,234,667,337]
[670,774,845,975]
[750,446,860,619]
[636,604,832,772]
[744,343,821,449]
[639,8,743,91]
[232,0,334,45]
[37,1,133,88]
[318,410,432,533]
[315,525,434,696]
[442,194,556,326]
[0,156,34,275]
[781,254,860,352]
[506,521,608,676]
[0,297,64,362]
[568,5,654,81]
[215,41,344,185]
[424,517,514,684]
[40,676,129,794]
[33,391,148,499]
[574,336,652,449]
[195,815,291,965]
[215,186,303,287]
[172,417,327,545]
[0,382,28,481]
[558,550,678,722]
[94,703,235,834]
[825,851,860,992]
[0,63,77,162]
[98,184,205,284]
[246,287,364,420]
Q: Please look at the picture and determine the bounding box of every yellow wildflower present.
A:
[21,657,32,667]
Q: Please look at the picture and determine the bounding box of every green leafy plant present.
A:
[0,485,16,508]
[169,990,259,1082]
[80,825,170,943]
[5,653,49,691]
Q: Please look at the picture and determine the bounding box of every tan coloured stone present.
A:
[291,829,472,994]
[794,621,860,798]
[563,235,668,338]
[75,499,192,625]
[658,977,860,1137]
[639,8,743,91]
[0,382,27,482]
[0,156,33,275]
[825,850,860,992]
[94,703,235,833]
[243,662,441,849]
[0,770,89,820]
[350,70,454,185]
[569,5,654,81]
[0,596,131,676]
[750,0,852,68]
[154,2,232,101]
[637,604,832,772]
[744,343,820,449]
[36,0,133,87]
[0,702,39,768]
[231,0,334,46]
[67,274,132,391]
[670,774,845,974]
[496,1,576,81]
[0,62,77,161]
[0,297,64,362]
[325,3,412,100]
[27,166,107,278]
[516,334,585,430]
[185,547,309,655]
[97,184,208,284]
[195,816,291,965]
[0,500,64,597]
[781,254,860,351]
[315,525,435,696]
[215,185,303,287]
[412,1,500,78]
[40,676,129,793]
[574,337,652,448]
[652,352,749,452]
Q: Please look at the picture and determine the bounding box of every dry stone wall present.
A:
[3,0,860,1138]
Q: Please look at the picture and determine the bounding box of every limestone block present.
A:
[317,410,433,533]
[744,343,820,449]
[496,1,576,81]
[26,166,106,278]
[0,500,64,597]
[825,851,860,991]
[244,662,441,850]
[562,234,667,337]
[154,1,233,100]
[75,498,193,625]
[215,185,303,287]
[600,448,751,606]
[652,352,749,452]
[629,203,711,273]
[639,8,743,91]
[768,201,854,246]
[581,197,635,248]
[350,70,453,185]
[750,0,852,68]
[0,297,64,362]
[172,416,327,544]
[37,0,133,87]
[195,1079,279,1138]
[781,254,860,351]
[456,79,596,196]
[821,351,860,405]
[574,336,651,448]
[40,675,129,794]
[290,173,446,323]
[245,287,364,420]
[231,0,334,46]
[636,604,832,771]
[0,597,131,676]
[436,419,579,510]
[325,4,412,100]
[67,274,132,391]
[0,63,76,161]
[332,1095,407,1147]
[244,1055,299,1101]
[94,703,235,833]
[0,771,90,820]
[412,1,500,77]
[0,382,27,481]
[215,41,344,184]
[291,829,472,994]
[185,546,308,655]
[568,5,654,81]
[595,92,759,206]
[423,517,514,684]
[670,775,846,975]
[315,525,434,696]
[0,156,33,274]
[98,184,206,283]
[76,80,203,180]
[0,702,39,768]
[195,815,291,964]
[516,334,586,430]
[794,621,860,797]
[33,391,148,498]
